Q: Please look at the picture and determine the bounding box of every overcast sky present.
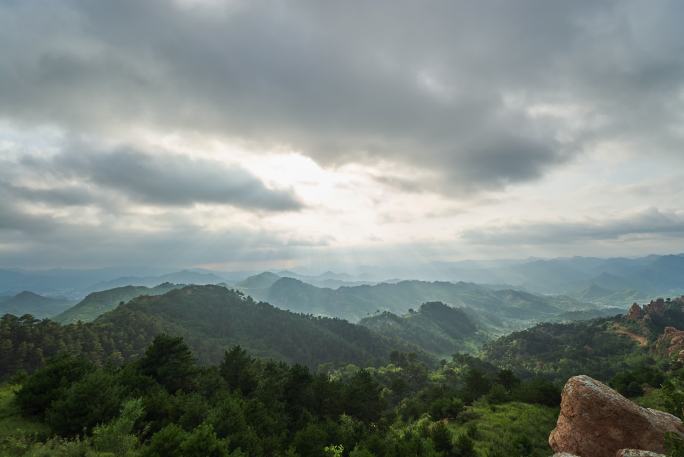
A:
[2,0,684,271]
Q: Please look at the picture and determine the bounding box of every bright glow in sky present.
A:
[1,0,684,271]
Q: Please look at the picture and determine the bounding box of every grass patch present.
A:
[448,401,558,457]
[636,387,672,412]
[0,384,50,456]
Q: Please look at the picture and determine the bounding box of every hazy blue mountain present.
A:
[490,254,684,297]
[239,270,377,290]
[54,283,182,324]
[569,283,645,306]
[88,270,225,291]
[247,276,594,325]
[236,271,282,290]
[0,291,73,318]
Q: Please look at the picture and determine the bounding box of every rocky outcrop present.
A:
[628,303,644,321]
[549,375,684,457]
[627,297,684,323]
[655,326,684,363]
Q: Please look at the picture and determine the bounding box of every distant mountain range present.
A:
[0,291,73,318]
[237,274,600,329]
[0,283,669,379]
[415,254,684,300]
[28,272,619,341]
[88,270,224,291]
[3,253,684,304]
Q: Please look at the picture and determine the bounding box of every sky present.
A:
[1,0,684,271]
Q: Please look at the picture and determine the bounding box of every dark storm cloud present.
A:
[0,200,53,235]
[3,0,681,193]
[0,182,98,207]
[460,209,684,246]
[19,146,303,211]
[0,206,320,269]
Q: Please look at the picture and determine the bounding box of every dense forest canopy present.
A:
[2,285,684,456]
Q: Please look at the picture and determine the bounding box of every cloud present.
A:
[1,1,684,269]
[18,145,303,211]
[0,199,321,268]
[3,1,681,193]
[460,208,684,246]
[0,200,56,236]
[0,182,99,207]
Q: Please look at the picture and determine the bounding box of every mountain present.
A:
[95,285,420,367]
[358,301,484,357]
[573,283,614,302]
[236,271,281,290]
[0,291,73,318]
[569,283,645,306]
[483,317,643,383]
[343,254,684,300]
[238,270,376,291]
[53,283,181,324]
[476,254,684,298]
[1,285,428,378]
[245,277,593,326]
[88,270,225,290]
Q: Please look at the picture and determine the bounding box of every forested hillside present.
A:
[54,282,181,324]
[359,302,485,357]
[0,285,428,379]
[0,335,566,457]
[483,296,684,383]
[95,285,420,368]
[2,294,684,457]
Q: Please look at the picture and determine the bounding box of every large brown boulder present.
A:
[549,375,684,457]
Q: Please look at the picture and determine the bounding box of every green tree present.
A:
[180,423,230,457]
[494,369,520,391]
[462,369,491,404]
[92,398,145,456]
[292,422,329,457]
[138,335,197,393]
[344,370,384,423]
[220,346,257,395]
[46,369,124,436]
[452,433,476,457]
[430,421,453,455]
[16,355,92,417]
[142,423,187,457]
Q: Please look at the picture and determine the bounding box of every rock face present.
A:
[549,375,684,457]
[628,303,644,321]
[656,326,684,363]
